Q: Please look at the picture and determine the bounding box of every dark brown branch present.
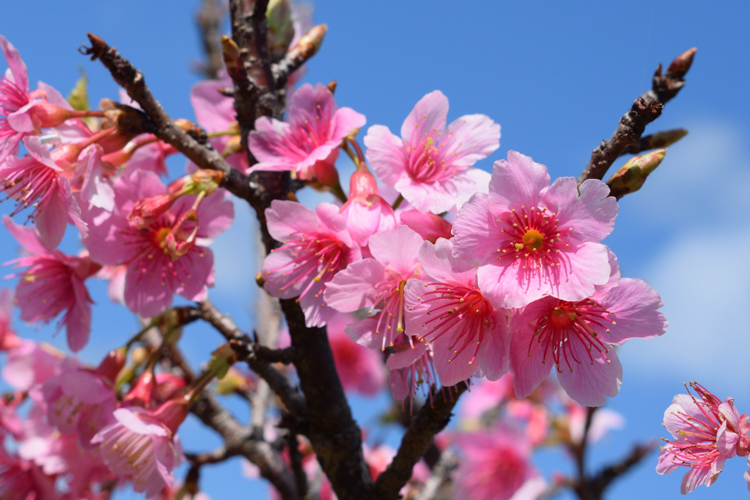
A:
[198,298,306,414]
[81,34,255,203]
[578,48,695,183]
[288,432,309,498]
[373,385,469,500]
[185,446,232,466]
[281,298,374,500]
[196,0,226,79]
[572,441,657,500]
[231,339,296,364]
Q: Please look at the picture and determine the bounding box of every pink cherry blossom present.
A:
[657,382,750,494]
[0,447,60,500]
[404,238,511,387]
[452,150,619,309]
[0,136,87,248]
[82,170,233,317]
[454,424,536,500]
[0,288,20,350]
[339,168,396,248]
[325,225,422,350]
[328,312,386,396]
[40,362,117,449]
[3,216,98,352]
[509,250,666,406]
[261,200,360,327]
[91,400,188,499]
[248,83,366,180]
[364,90,500,214]
[2,340,65,392]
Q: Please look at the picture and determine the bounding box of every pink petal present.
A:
[400,90,448,140]
[542,177,618,244]
[681,466,710,494]
[65,278,92,352]
[432,334,477,387]
[113,408,168,437]
[0,35,29,93]
[552,242,612,302]
[557,342,622,407]
[324,259,385,312]
[36,81,71,110]
[344,316,382,349]
[265,200,317,242]
[450,167,492,212]
[452,193,507,267]
[330,107,366,143]
[79,145,115,211]
[190,78,235,132]
[417,238,476,286]
[444,113,500,166]
[35,188,68,249]
[393,175,458,215]
[656,446,680,475]
[509,323,552,400]
[487,151,549,216]
[3,215,52,256]
[476,316,511,381]
[175,247,215,301]
[367,225,423,275]
[364,124,406,187]
[195,190,234,241]
[124,259,174,318]
[599,278,667,345]
[716,421,739,458]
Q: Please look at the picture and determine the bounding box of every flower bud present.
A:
[399,210,453,243]
[606,149,666,199]
[295,24,327,60]
[128,193,174,230]
[349,169,378,199]
[94,347,127,385]
[123,369,156,407]
[266,0,295,58]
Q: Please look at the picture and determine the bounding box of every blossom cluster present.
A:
[252,84,668,408]
[0,9,690,498]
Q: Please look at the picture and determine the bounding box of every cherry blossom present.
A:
[3,216,98,351]
[261,199,361,327]
[364,90,500,214]
[452,150,618,309]
[657,382,750,494]
[509,251,667,406]
[325,225,422,350]
[82,170,233,317]
[404,238,511,387]
[248,83,365,180]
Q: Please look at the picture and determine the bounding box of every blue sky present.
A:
[1,1,749,498]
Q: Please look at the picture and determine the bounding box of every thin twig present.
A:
[198,298,306,414]
[578,48,695,183]
[196,0,226,79]
[373,385,469,500]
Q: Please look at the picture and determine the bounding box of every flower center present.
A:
[496,206,572,271]
[415,282,496,366]
[529,299,615,372]
[521,229,544,251]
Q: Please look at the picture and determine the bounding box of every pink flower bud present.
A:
[128,193,175,230]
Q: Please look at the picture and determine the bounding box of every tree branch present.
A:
[198,298,306,414]
[80,34,256,203]
[578,48,695,183]
[196,0,226,79]
[273,24,327,89]
[373,385,469,500]
[572,441,657,500]
[280,298,374,499]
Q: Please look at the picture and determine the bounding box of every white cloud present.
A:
[621,120,750,395]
